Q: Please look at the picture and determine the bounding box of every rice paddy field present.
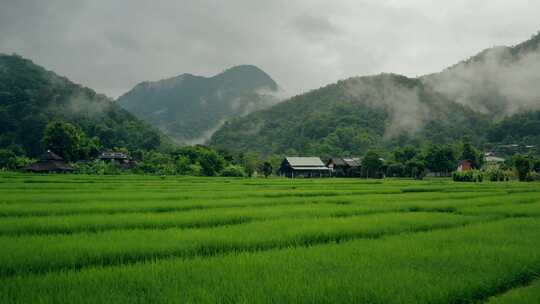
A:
[1,173,540,303]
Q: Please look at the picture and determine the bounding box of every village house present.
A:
[99,151,137,170]
[484,152,505,169]
[99,151,128,161]
[279,157,330,178]
[326,157,361,177]
[25,150,73,173]
[457,160,474,172]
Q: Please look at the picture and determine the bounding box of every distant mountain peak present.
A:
[117,64,283,145]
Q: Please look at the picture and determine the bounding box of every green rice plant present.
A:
[0,212,484,276]
[459,201,540,217]
[452,170,484,182]
[487,278,540,304]
[1,218,540,304]
[2,191,530,236]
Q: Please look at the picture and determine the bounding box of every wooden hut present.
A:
[279,157,330,178]
[25,150,73,173]
[326,157,362,177]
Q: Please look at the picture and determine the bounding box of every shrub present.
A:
[221,165,246,177]
[526,171,540,182]
[513,154,532,182]
[484,168,510,182]
[452,170,484,182]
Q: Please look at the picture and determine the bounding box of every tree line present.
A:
[0,121,539,181]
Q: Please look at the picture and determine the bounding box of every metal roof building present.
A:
[279,157,330,178]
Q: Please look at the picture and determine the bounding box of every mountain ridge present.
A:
[210,32,540,157]
[117,64,282,144]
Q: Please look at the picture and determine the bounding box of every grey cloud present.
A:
[289,14,341,41]
[0,0,539,99]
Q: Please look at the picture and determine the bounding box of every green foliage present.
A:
[385,162,405,177]
[423,144,456,175]
[513,154,532,182]
[459,138,482,169]
[362,151,384,178]
[173,146,226,176]
[0,54,167,158]
[73,161,123,175]
[240,152,259,177]
[533,160,540,173]
[260,161,273,178]
[525,171,540,182]
[487,111,540,150]
[198,150,225,177]
[452,170,484,182]
[484,168,511,182]
[210,74,492,157]
[42,122,83,162]
[393,145,418,163]
[406,159,427,180]
[220,165,246,177]
[0,149,17,170]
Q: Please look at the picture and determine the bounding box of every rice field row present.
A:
[1,173,540,303]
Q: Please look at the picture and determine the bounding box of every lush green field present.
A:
[1,173,539,303]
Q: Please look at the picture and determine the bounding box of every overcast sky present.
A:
[1,0,539,98]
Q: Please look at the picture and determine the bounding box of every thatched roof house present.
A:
[25,150,73,173]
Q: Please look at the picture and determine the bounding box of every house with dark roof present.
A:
[99,151,137,170]
[99,152,128,161]
[279,157,330,178]
[25,150,73,173]
[326,157,362,177]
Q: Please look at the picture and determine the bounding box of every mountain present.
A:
[210,74,489,158]
[0,54,168,157]
[117,65,283,145]
[210,32,540,157]
[421,32,540,118]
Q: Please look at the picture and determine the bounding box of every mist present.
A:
[344,75,430,139]
[423,45,540,117]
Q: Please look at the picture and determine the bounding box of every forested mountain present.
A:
[210,74,490,157]
[210,32,540,157]
[0,54,168,157]
[422,32,540,118]
[117,65,282,144]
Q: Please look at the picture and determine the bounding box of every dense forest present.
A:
[210,74,491,158]
[0,54,170,157]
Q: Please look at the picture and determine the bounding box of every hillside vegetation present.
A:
[117,65,282,144]
[210,33,540,157]
[0,54,169,157]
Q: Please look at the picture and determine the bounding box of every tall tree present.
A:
[424,145,456,175]
[460,138,481,169]
[513,154,531,181]
[362,151,383,178]
[42,122,83,162]
[242,152,259,177]
[261,161,273,178]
